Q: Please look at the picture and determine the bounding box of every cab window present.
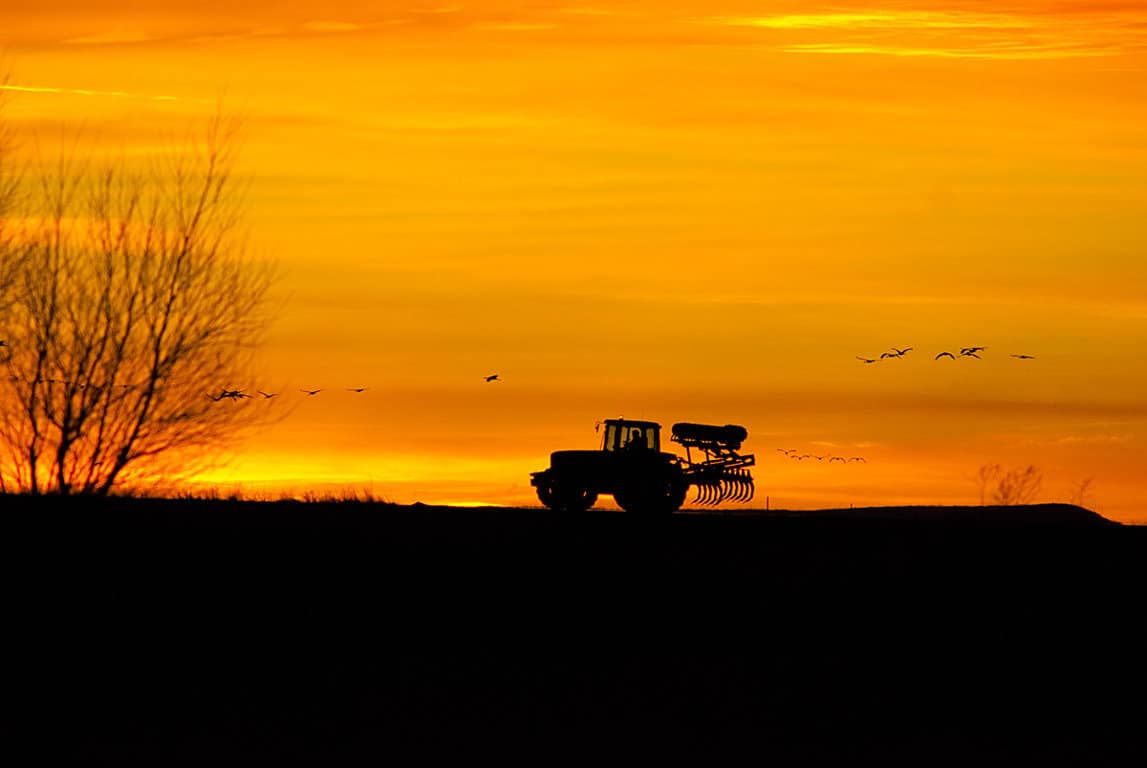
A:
[603,423,619,451]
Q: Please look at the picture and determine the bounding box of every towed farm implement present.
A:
[530,418,756,514]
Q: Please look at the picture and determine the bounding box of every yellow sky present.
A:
[4,2,1147,520]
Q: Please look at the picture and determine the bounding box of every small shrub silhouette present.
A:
[1068,477,1094,508]
[974,463,1043,506]
[991,465,1042,506]
[974,464,1002,505]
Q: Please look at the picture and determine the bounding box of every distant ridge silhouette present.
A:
[770,503,1114,524]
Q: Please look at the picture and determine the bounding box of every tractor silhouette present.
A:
[530,418,755,513]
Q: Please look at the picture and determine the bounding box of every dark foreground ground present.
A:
[2,498,1144,766]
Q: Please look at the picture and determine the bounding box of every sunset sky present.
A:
[3,1,1146,521]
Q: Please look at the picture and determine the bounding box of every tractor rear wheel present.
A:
[615,475,686,515]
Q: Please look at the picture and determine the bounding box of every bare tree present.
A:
[0,68,23,315]
[1068,477,1094,508]
[991,465,1042,506]
[974,463,1001,506]
[0,109,276,495]
[0,72,26,494]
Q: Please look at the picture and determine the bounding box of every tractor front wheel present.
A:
[537,481,597,512]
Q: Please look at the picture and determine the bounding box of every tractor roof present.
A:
[603,418,660,430]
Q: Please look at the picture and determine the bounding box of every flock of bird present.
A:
[207,386,371,401]
[776,448,866,464]
[0,349,503,397]
[205,374,501,403]
[4,374,139,389]
[856,346,1035,364]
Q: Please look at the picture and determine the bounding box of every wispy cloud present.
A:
[300,21,363,33]
[556,7,628,17]
[0,83,201,103]
[781,43,1116,60]
[713,12,1030,31]
[63,31,156,45]
[409,6,464,14]
[473,23,557,32]
[1052,433,1134,445]
[705,7,1145,61]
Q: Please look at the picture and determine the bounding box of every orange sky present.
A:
[4,1,1147,520]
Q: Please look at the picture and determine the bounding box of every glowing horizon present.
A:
[2,1,1146,521]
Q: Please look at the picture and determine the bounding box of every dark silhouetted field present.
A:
[2,496,1143,766]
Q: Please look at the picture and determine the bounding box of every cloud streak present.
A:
[707,6,1147,60]
[780,43,1117,60]
[63,32,157,45]
[0,83,209,103]
[299,20,363,33]
[713,12,1031,31]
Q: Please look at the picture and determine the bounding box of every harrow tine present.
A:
[720,473,735,503]
[712,470,752,503]
[689,470,757,506]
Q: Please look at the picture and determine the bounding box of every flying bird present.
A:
[935,352,956,360]
[890,347,913,356]
[484,374,500,382]
[1010,354,1036,360]
[347,387,368,393]
[829,456,846,463]
[961,351,982,359]
[848,457,867,463]
[856,356,878,364]
[960,346,987,355]
[258,391,278,398]
[300,388,322,396]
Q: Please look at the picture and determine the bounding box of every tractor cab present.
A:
[601,419,661,453]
